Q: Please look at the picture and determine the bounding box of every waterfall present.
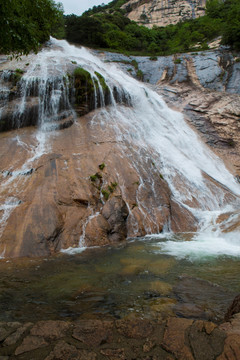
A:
[0,37,240,259]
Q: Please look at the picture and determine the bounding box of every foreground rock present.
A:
[0,315,240,359]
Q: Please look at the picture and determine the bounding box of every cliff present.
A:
[122,0,206,28]
[0,42,240,258]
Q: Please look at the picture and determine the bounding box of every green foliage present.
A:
[15,69,25,74]
[74,67,90,78]
[136,70,144,81]
[108,182,118,193]
[10,69,25,85]
[90,172,102,182]
[174,58,182,64]
[131,60,138,69]
[65,0,240,55]
[101,189,110,200]
[94,73,109,93]
[0,0,65,56]
[90,174,98,182]
[98,163,106,170]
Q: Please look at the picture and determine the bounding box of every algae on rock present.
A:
[73,67,111,116]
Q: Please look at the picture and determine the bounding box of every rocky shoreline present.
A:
[0,313,240,360]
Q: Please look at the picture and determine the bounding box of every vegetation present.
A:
[65,0,240,55]
[2,0,239,57]
[0,0,65,56]
[99,163,106,171]
[90,172,102,182]
[174,58,182,64]
[101,189,110,200]
[10,69,25,85]
[108,182,118,193]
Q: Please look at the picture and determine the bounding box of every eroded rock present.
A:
[116,319,153,339]
[30,320,71,340]
[122,0,206,28]
[45,341,96,360]
[72,320,114,347]
[15,335,48,355]
[161,317,194,360]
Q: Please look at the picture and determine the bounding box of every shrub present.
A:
[99,163,106,170]
[174,58,182,64]
[101,189,110,200]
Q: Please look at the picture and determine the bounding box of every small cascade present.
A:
[0,67,75,132]
[0,41,132,132]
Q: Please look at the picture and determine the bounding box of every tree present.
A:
[0,0,64,56]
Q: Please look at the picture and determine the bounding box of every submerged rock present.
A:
[224,295,240,322]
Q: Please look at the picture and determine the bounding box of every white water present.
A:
[1,37,240,259]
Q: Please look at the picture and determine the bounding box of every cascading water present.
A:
[0,37,240,259]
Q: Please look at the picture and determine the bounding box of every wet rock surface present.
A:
[101,49,240,95]
[0,316,239,359]
[173,276,236,322]
[155,83,240,177]
[0,106,198,257]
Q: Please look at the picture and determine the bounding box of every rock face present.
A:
[101,49,240,174]
[1,44,240,258]
[101,49,240,94]
[0,109,197,257]
[122,0,206,28]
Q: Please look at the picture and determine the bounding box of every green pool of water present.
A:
[0,237,239,323]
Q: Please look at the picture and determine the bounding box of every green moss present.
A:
[74,67,91,78]
[131,59,138,70]
[133,181,139,185]
[15,68,24,74]
[101,189,110,200]
[94,72,109,92]
[73,67,110,114]
[174,58,182,64]
[10,69,25,85]
[74,67,94,110]
[90,174,98,182]
[98,163,106,170]
[132,203,138,209]
[149,56,157,61]
[108,182,118,193]
[219,70,226,81]
[159,173,164,180]
[71,60,77,64]
[136,70,144,81]
[235,58,240,63]
[90,172,102,181]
